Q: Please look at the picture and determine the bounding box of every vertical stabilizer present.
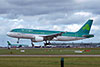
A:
[76,19,93,34]
[7,41,11,46]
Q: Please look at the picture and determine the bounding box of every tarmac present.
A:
[0,55,100,57]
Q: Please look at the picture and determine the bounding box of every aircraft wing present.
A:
[42,31,67,41]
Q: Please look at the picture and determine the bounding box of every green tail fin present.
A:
[76,19,93,34]
[7,41,11,46]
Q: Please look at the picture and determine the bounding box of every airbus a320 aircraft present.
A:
[7,19,94,47]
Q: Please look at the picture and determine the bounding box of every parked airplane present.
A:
[7,41,29,48]
[7,19,94,47]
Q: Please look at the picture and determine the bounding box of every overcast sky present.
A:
[0,0,100,46]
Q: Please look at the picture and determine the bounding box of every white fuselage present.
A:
[7,32,85,42]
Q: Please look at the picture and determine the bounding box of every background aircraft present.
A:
[7,19,94,47]
[7,41,29,48]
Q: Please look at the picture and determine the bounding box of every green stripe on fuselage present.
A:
[10,28,83,37]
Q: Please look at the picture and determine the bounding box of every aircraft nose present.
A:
[7,32,11,36]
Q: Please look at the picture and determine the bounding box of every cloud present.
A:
[0,0,99,16]
[74,12,92,16]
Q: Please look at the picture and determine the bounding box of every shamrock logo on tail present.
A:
[82,24,90,31]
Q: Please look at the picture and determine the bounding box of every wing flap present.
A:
[42,31,67,41]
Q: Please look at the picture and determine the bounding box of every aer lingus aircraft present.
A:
[7,19,94,47]
[7,41,29,48]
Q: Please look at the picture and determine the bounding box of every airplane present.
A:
[7,19,94,47]
[7,41,29,48]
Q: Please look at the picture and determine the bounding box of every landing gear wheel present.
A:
[31,42,34,47]
[17,41,19,43]
[44,41,51,47]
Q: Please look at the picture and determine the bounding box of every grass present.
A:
[0,48,100,55]
[0,57,100,67]
[0,48,100,67]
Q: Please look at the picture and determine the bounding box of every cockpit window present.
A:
[10,29,14,32]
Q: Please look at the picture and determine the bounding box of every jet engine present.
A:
[31,37,44,42]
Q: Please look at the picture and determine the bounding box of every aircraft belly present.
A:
[7,32,35,39]
[53,36,85,41]
[21,34,35,39]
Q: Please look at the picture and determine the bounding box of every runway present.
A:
[0,55,100,57]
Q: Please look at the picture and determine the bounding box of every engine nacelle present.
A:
[31,37,44,42]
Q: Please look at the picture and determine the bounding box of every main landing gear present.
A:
[44,41,51,46]
[31,42,34,47]
[31,39,34,47]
